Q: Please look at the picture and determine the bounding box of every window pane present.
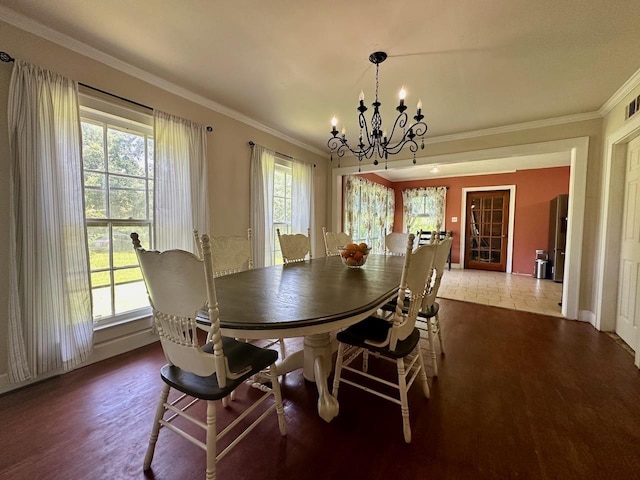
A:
[147,137,154,178]
[107,128,146,176]
[273,197,286,223]
[84,172,107,218]
[109,176,147,219]
[113,225,151,267]
[274,170,285,197]
[88,226,110,270]
[82,122,105,171]
[114,269,148,314]
[91,283,112,319]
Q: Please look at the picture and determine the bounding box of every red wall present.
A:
[391,166,570,274]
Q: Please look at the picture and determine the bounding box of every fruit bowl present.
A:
[339,243,371,268]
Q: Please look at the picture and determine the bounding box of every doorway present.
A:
[615,135,640,351]
[465,190,510,271]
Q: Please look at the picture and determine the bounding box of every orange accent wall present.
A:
[353,168,570,273]
[391,166,570,274]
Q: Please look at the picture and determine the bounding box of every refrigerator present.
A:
[548,194,568,282]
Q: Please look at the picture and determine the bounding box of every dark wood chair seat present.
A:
[161,339,277,401]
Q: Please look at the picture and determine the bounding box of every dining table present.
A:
[212,254,406,422]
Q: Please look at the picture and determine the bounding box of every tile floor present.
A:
[437,268,564,317]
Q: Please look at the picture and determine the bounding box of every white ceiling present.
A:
[2,0,640,168]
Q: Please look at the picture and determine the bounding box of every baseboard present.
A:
[0,322,158,396]
[578,309,596,327]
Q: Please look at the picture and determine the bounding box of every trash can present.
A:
[534,259,548,279]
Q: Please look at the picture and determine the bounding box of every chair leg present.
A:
[269,364,287,436]
[278,338,287,359]
[144,383,170,471]
[416,347,430,399]
[205,400,216,480]
[425,316,439,377]
[435,313,445,356]
[331,343,345,397]
[396,358,412,444]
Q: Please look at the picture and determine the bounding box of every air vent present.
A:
[626,95,640,120]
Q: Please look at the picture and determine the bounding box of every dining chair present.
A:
[322,227,352,256]
[131,232,286,480]
[417,230,453,270]
[193,229,286,359]
[385,231,412,255]
[416,233,453,376]
[331,233,437,443]
[277,227,312,263]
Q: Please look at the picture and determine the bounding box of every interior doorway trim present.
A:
[460,185,516,274]
[331,136,589,320]
[597,114,640,367]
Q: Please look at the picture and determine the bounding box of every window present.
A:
[272,160,292,265]
[81,103,154,326]
[402,187,447,235]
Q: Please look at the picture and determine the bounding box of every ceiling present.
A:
[2,0,640,174]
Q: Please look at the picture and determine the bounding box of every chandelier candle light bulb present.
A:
[328,51,428,170]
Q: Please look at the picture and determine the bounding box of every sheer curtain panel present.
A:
[7,60,93,382]
[250,145,275,267]
[154,111,209,252]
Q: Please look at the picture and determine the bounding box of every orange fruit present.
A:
[353,251,364,262]
[345,243,358,251]
[357,242,368,253]
[346,256,358,266]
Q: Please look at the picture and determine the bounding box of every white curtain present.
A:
[7,59,93,382]
[402,186,447,233]
[291,159,314,240]
[154,111,209,252]
[343,175,395,254]
[250,145,275,267]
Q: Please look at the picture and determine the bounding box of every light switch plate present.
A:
[451,217,458,223]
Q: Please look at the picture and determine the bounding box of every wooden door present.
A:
[465,190,509,272]
[615,136,640,350]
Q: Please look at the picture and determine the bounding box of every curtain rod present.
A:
[1,50,213,132]
[248,141,316,168]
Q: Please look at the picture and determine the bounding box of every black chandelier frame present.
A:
[328,51,428,169]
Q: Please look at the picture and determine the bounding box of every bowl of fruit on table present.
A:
[339,242,371,268]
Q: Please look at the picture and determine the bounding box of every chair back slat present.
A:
[422,235,453,309]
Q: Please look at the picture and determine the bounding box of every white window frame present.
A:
[80,95,154,328]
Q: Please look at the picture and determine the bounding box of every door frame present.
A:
[461,185,516,273]
[597,113,640,367]
[331,137,589,320]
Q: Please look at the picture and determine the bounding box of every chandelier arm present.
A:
[385,112,409,145]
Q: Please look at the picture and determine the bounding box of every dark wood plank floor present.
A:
[1,299,639,480]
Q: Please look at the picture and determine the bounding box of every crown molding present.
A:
[423,111,601,146]
[0,6,327,158]
[599,65,640,116]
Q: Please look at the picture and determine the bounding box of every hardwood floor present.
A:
[1,299,639,480]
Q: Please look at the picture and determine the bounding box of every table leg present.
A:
[304,333,339,422]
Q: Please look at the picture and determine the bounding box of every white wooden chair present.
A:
[331,234,436,443]
[416,233,453,376]
[322,227,352,256]
[277,228,312,263]
[385,231,412,255]
[131,232,286,480]
[193,229,286,360]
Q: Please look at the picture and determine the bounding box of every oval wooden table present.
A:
[213,254,406,422]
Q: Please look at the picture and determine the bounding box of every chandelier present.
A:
[328,51,428,170]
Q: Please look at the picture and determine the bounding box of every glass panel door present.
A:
[465,190,509,271]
